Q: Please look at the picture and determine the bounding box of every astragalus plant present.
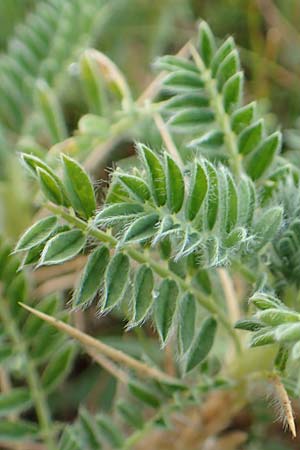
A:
[2,19,300,449]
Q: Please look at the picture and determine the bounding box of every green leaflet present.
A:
[216,49,240,90]
[257,309,300,326]
[205,161,219,230]
[116,400,144,429]
[139,144,166,206]
[35,79,67,144]
[249,329,276,347]
[238,119,264,155]
[62,154,96,219]
[211,36,235,77]
[249,292,284,310]
[96,415,123,448]
[231,102,256,133]
[0,420,38,442]
[165,93,209,111]
[222,72,243,113]
[238,176,256,227]
[155,279,179,345]
[15,216,57,252]
[80,52,104,115]
[163,70,204,91]
[79,408,102,449]
[165,154,184,213]
[225,171,238,233]
[73,246,110,309]
[186,316,217,373]
[40,229,86,266]
[186,162,208,221]
[179,293,196,354]
[0,388,31,418]
[189,130,224,149]
[224,227,246,248]
[168,107,214,131]
[132,265,154,324]
[129,380,161,408]
[103,253,130,312]
[253,207,283,251]
[21,153,59,180]
[198,21,216,67]
[42,342,75,392]
[37,167,63,205]
[122,213,159,244]
[118,173,150,202]
[246,131,281,180]
[235,319,266,332]
[275,324,300,343]
[24,296,60,338]
[154,55,199,73]
[95,203,145,225]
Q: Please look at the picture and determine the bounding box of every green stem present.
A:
[189,44,242,177]
[0,299,56,450]
[46,204,241,353]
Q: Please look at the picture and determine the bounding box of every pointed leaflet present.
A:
[165,93,209,111]
[73,246,110,309]
[37,167,63,205]
[62,154,96,219]
[246,131,281,180]
[238,119,264,155]
[231,102,256,134]
[95,415,123,448]
[186,161,208,221]
[253,207,283,251]
[103,253,130,311]
[223,72,243,113]
[139,144,166,206]
[225,171,238,233]
[118,173,150,202]
[36,79,67,144]
[42,342,76,392]
[165,154,184,213]
[211,37,235,77]
[132,265,154,324]
[163,70,204,91]
[205,161,219,230]
[40,229,85,265]
[95,203,144,226]
[154,55,199,73]
[198,21,216,67]
[129,380,161,408]
[0,388,31,417]
[168,108,214,131]
[179,293,196,354]
[238,175,256,227]
[186,316,217,372]
[80,51,104,115]
[155,279,179,345]
[0,420,38,441]
[15,216,57,252]
[189,130,224,149]
[216,49,240,90]
[122,213,159,244]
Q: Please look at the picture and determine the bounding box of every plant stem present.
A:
[0,299,56,450]
[189,44,242,177]
[46,204,241,353]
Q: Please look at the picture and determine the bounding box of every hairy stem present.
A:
[189,44,242,177]
[46,204,241,353]
[0,299,56,450]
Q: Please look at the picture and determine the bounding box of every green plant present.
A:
[2,13,300,450]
